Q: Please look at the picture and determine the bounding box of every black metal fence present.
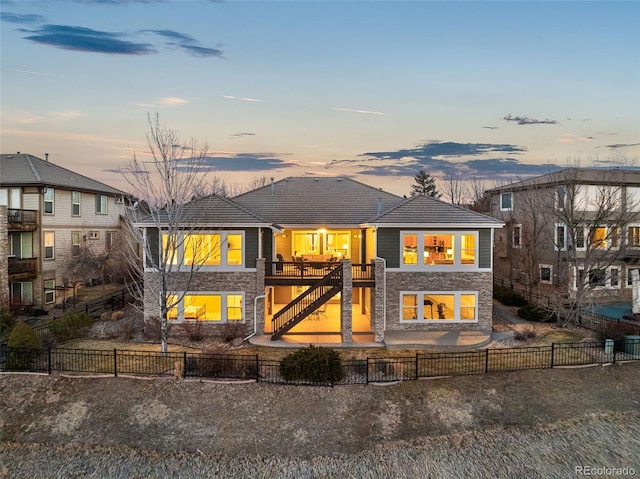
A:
[2,339,639,385]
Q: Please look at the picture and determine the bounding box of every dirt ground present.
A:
[1,363,639,477]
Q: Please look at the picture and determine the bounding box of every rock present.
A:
[231,337,243,347]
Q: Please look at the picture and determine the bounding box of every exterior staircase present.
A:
[271,263,343,340]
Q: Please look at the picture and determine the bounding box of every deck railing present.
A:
[7,209,38,226]
[7,257,37,275]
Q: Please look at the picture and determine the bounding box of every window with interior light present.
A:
[401,231,477,269]
[166,292,244,322]
[161,231,243,268]
[400,291,477,322]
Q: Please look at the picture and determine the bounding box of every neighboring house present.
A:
[0,153,128,310]
[483,168,640,305]
[139,177,503,344]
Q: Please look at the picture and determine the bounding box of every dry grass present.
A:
[2,413,638,478]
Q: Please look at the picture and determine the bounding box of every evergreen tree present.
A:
[410,170,441,198]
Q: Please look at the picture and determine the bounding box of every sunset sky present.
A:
[1,0,639,197]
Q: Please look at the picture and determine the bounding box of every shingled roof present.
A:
[368,194,504,227]
[0,153,125,195]
[233,177,404,226]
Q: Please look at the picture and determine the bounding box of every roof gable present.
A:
[370,194,504,227]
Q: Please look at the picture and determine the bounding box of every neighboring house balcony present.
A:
[8,256,38,279]
[7,209,38,231]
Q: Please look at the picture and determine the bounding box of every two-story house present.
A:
[139,177,503,345]
[0,153,128,310]
[484,168,640,306]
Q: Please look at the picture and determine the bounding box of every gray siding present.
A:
[245,228,259,268]
[146,227,159,268]
[479,229,491,269]
[262,228,273,262]
[377,228,400,268]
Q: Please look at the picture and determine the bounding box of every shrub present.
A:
[221,322,245,343]
[279,346,343,383]
[517,304,556,322]
[48,312,93,343]
[183,321,205,342]
[493,286,528,307]
[100,312,112,321]
[514,325,537,341]
[7,321,42,370]
[120,318,135,341]
[0,305,16,337]
[596,320,639,342]
[111,310,125,321]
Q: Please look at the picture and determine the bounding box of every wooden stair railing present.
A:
[271,263,343,340]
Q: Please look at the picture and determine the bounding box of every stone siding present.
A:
[0,206,8,302]
[385,271,493,332]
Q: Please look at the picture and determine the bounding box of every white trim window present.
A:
[44,188,54,214]
[539,264,553,284]
[628,225,640,248]
[44,231,55,259]
[574,225,586,250]
[161,231,245,269]
[500,192,513,211]
[555,224,566,251]
[72,231,81,256]
[95,194,108,214]
[166,292,245,322]
[627,268,640,288]
[400,291,478,323]
[44,280,56,304]
[72,191,81,216]
[400,231,478,270]
[555,186,566,210]
[512,224,522,248]
[609,267,620,289]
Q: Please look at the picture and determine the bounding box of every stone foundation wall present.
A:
[385,271,493,333]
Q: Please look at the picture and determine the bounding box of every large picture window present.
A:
[167,292,244,322]
[401,231,478,269]
[400,291,477,323]
[162,231,244,269]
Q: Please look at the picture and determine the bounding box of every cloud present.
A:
[141,29,223,58]
[602,143,640,149]
[231,132,256,138]
[1,12,45,24]
[333,107,386,115]
[360,141,527,161]
[22,24,156,55]
[503,114,559,125]
[2,109,84,124]
[481,126,498,130]
[558,134,596,143]
[158,97,187,105]
[48,110,85,120]
[194,153,297,172]
[224,95,262,102]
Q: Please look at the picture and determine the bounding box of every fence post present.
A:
[485,348,489,373]
[551,343,555,368]
[183,351,187,379]
[85,304,89,314]
[415,353,419,380]
[48,347,52,375]
[366,357,369,384]
[114,348,118,377]
[613,343,616,365]
[255,355,259,382]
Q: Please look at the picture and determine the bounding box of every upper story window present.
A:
[0,187,21,208]
[555,186,566,210]
[44,188,54,214]
[500,192,513,211]
[44,231,55,259]
[72,191,81,216]
[96,194,108,214]
[512,225,522,248]
[401,231,477,269]
[161,231,244,269]
[628,226,640,248]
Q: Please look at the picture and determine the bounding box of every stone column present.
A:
[340,259,353,343]
[372,258,386,342]
[0,206,9,303]
[255,258,266,335]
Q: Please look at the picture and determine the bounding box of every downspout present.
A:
[245,286,273,341]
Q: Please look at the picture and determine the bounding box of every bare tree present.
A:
[120,114,213,353]
[441,168,468,205]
